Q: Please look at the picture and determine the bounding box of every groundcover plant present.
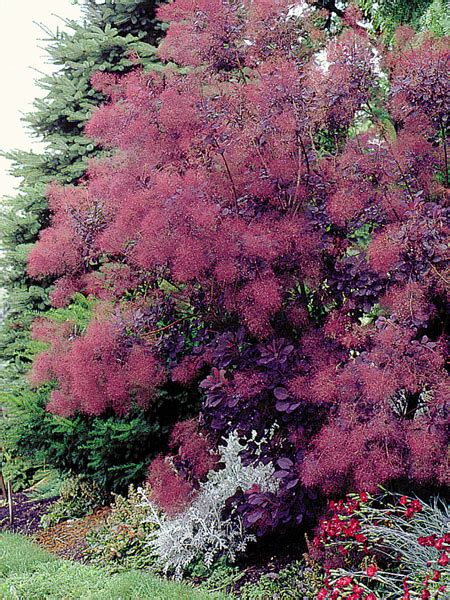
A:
[27,0,448,547]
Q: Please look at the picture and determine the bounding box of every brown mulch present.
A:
[33,507,111,561]
[0,493,57,535]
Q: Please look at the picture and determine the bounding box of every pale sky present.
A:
[0,0,82,198]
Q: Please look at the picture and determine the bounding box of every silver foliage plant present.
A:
[138,431,279,578]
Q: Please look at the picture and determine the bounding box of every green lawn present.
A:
[0,533,218,600]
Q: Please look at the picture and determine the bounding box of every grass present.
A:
[0,533,219,599]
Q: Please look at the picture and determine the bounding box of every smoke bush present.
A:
[28,0,448,533]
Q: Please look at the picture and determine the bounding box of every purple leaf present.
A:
[247,510,264,524]
[286,478,299,489]
[274,470,289,479]
[275,401,290,412]
[274,387,289,400]
[277,457,293,469]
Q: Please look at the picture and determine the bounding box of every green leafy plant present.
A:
[25,468,64,500]
[357,0,435,39]
[40,475,108,528]
[190,557,243,595]
[84,484,158,572]
[0,455,36,493]
[419,0,449,36]
[1,380,197,494]
[238,561,318,600]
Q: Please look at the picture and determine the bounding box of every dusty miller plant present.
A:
[139,431,279,578]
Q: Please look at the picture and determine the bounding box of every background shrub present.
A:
[1,384,198,494]
[6,0,447,563]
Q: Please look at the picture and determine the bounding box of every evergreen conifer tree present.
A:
[357,0,444,38]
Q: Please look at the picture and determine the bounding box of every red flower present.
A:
[400,495,409,505]
[365,595,377,600]
[360,492,368,503]
[435,536,448,550]
[422,591,430,600]
[366,564,378,578]
[438,552,448,566]
[418,535,436,547]
[432,570,441,581]
[345,499,360,514]
[318,588,328,600]
[405,498,423,518]
[335,576,353,588]
[402,577,411,600]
